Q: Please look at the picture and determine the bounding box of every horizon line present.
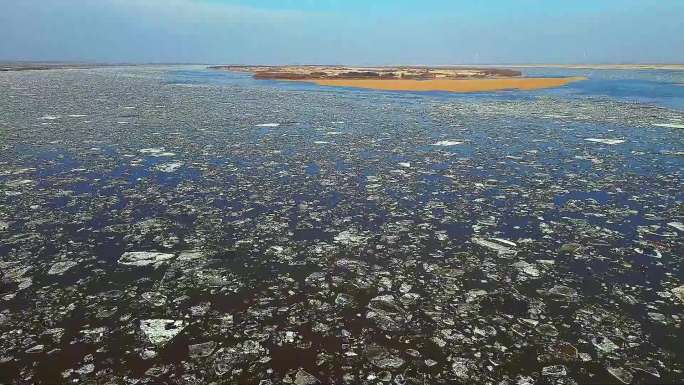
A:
[3,60,684,68]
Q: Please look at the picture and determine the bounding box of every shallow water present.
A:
[0,66,682,384]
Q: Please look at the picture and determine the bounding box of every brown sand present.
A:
[305,77,585,92]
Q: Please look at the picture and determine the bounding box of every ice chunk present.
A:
[140,319,186,346]
[648,312,666,322]
[294,369,320,385]
[139,148,176,157]
[334,229,368,247]
[667,222,684,232]
[512,261,540,277]
[607,366,634,384]
[25,344,44,354]
[672,285,684,303]
[188,341,217,358]
[584,138,625,145]
[118,251,174,267]
[653,123,684,129]
[451,358,473,380]
[432,140,463,146]
[155,162,183,173]
[547,285,579,301]
[365,345,405,369]
[592,336,619,353]
[542,365,567,377]
[472,237,516,255]
[47,261,78,275]
[536,323,559,336]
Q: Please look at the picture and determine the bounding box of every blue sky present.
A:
[1,0,683,64]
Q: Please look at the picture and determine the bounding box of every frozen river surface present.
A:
[0,66,683,384]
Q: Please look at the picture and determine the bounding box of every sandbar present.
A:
[305,77,585,93]
[210,65,586,93]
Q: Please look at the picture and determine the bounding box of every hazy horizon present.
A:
[2,0,684,65]
[3,61,684,66]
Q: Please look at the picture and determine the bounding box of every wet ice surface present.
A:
[0,66,683,384]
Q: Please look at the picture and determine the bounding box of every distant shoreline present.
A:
[0,63,99,72]
[0,62,203,72]
[2,62,683,73]
[493,64,684,70]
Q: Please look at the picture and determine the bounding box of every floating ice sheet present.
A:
[140,319,186,346]
[118,251,174,267]
[584,138,626,145]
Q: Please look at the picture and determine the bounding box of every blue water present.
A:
[166,66,684,111]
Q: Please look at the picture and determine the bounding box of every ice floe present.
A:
[654,123,684,129]
[584,138,625,145]
[432,140,464,146]
[139,148,176,157]
[140,319,186,346]
[471,237,517,255]
[47,261,78,275]
[155,162,183,173]
[118,251,174,267]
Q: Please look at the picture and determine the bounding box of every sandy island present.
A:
[210,65,585,93]
[307,77,585,92]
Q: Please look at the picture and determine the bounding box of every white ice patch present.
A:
[472,237,517,255]
[256,123,280,127]
[155,162,183,173]
[667,222,684,232]
[47,261,78,275]
[654,123,684,129]
[432,140,464,146]
[118,251,174,267]
[139,148,176,157]
[5,179,34,188]
[584,138,625,145]
[334,230,369,247]
[140,319,186,346]
[673,285,684,303]
[512,261,540,277]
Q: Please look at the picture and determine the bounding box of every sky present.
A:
[1,0,683,65]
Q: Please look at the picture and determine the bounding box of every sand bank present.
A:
[304,77,585,92]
